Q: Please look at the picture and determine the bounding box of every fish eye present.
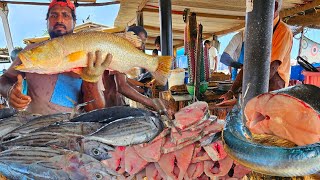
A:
[92,148,101,156]
[95,173,103,179]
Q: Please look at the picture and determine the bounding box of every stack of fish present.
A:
[101,102,251,179]
[0,106,164,179]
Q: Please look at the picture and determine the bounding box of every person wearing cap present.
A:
[0,0,110,114]
[102,26,159,109]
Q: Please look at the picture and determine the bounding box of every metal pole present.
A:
[158,0,173,57]
[242,0,275,107]
[0,3,14,62]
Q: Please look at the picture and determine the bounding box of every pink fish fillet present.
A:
[245,85,320,145]
[133,137,164,162]
[146,163,162,180]
[124,147,148,175]
[157,151,177,179]
[101,146,126,174]
[174,144,195,180]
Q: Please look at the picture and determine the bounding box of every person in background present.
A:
[204,40,218,73]
[155,36,161,51]
[220,30,245,80]
[0,0,109,114]
[221,0,293,100]
[102,26,158,109]
[152,49,159,56]
[127,25,147,50]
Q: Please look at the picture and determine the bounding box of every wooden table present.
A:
[208,103,234,119]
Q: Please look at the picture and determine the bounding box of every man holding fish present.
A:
[0,0,172,115]
[0,0,112,114]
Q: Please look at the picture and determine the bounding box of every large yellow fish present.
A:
[15,31,172,85]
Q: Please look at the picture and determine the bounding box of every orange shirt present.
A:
[271,16,293,87]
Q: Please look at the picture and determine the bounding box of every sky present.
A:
[0,1,319,62]
[0,0,120,48]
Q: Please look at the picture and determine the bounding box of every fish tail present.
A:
[151,56,173,86]
[15,64,25,71]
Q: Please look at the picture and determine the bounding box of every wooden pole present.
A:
[0,2,14,62]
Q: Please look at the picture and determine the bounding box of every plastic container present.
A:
[302,68,320,87]
[168,68,185,89]
[290,65,305,81]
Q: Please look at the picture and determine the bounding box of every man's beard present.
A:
[49,29,73,39]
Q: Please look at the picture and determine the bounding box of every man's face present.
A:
[155,43,161,51]
[47,5,75,38]
[204,43,211,49]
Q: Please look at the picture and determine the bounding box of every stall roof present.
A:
[114,0,320,49]
[4,0,319,48]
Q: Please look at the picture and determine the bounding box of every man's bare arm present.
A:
[214,56,218,72]
[269,60,281,79]
[221,60,282,100]
[82,81,105,112]
[115,73,155,109]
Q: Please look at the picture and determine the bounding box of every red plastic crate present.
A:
[302,68,320,87]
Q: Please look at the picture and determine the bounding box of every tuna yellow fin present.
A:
[115,32,142,48]
[151,56,173,86]
[67,51,86,62]
[15,64,26,71]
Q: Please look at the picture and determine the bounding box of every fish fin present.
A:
[151,56,173,86]
[15,64,26,71]
[67,51,87,62]
[71,67,83,75]
[115,32,142,48]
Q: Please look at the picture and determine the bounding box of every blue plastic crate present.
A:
[290,63,320,81]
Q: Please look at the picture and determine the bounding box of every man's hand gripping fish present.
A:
[15,31,172,85]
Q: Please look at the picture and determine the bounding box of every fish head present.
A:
[83,140,115,161]
[80,162,118,180]
[15,40,65,73]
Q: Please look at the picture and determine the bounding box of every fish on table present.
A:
[32,121,104,135]
[86,115,164,146]
[70,106,155,123]
[245,84,320,146]
[0,108,17,119]
[0,148,118,180]
[1,132,114,161]
[3,113,70,140]
[15,31,172,85]
[222,91,320,177]
[0,113,40,139]
[0,146,72,164]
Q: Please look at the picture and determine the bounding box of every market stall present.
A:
[0,0,319,179]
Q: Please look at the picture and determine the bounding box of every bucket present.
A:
[168,68,185,89]
[302,68,320,87]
